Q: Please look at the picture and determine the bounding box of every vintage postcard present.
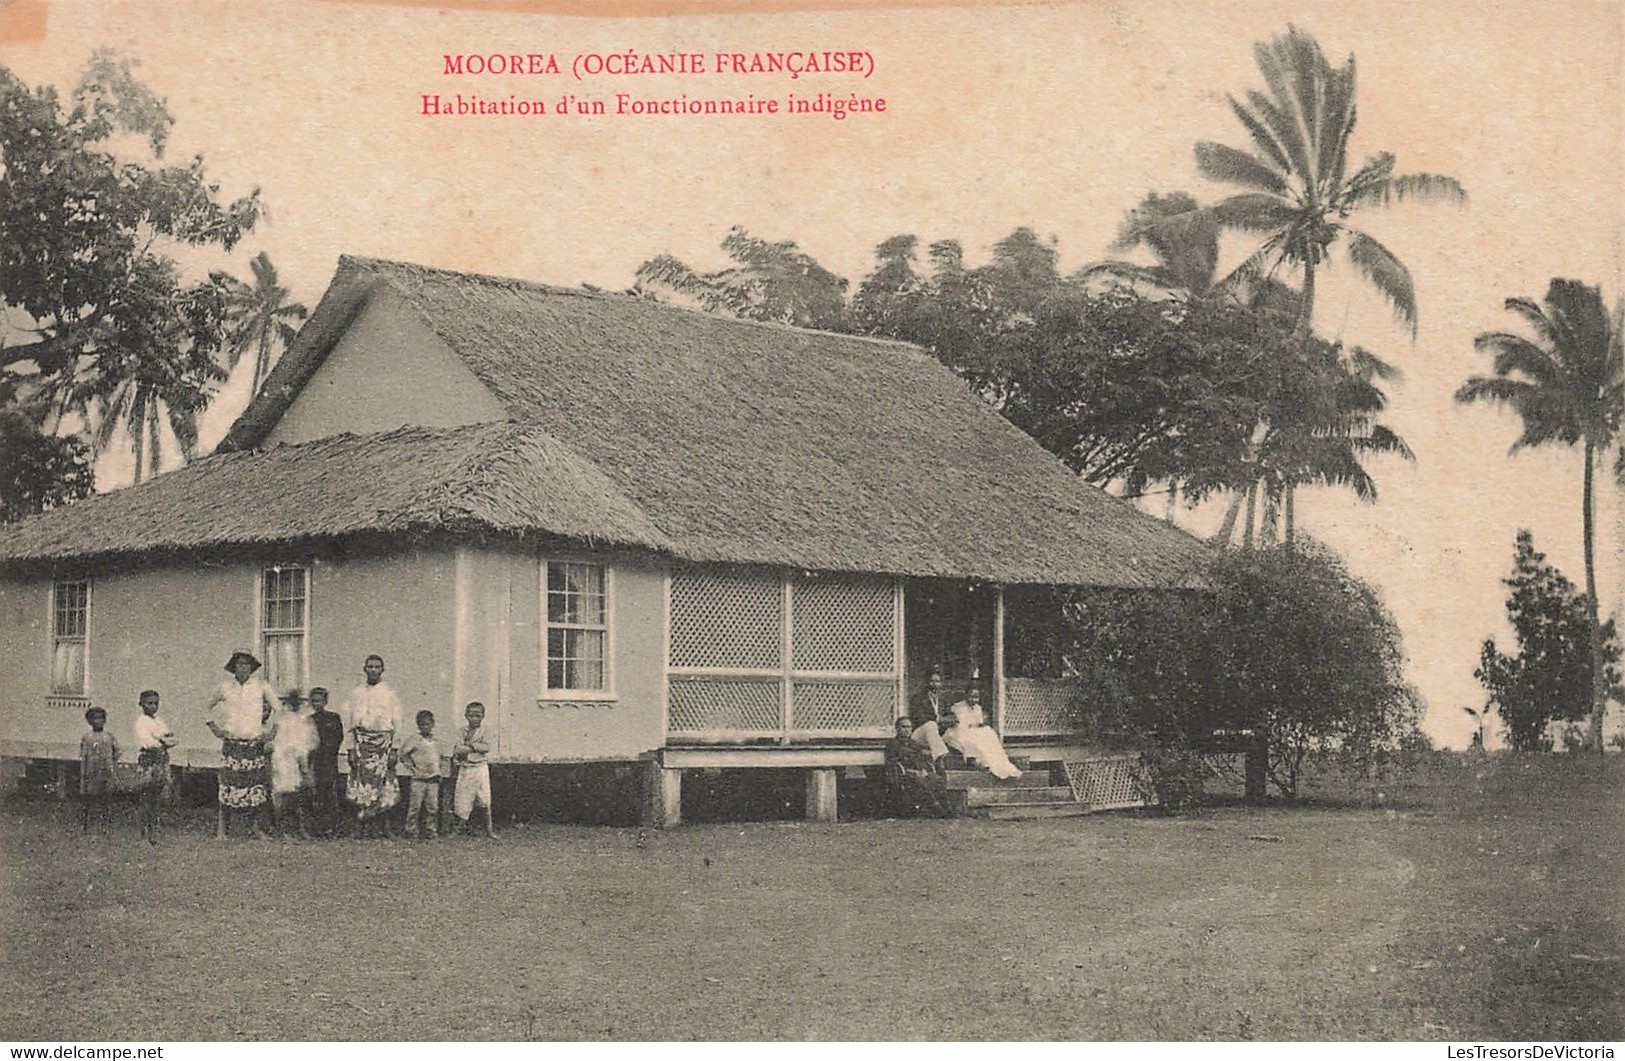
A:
[0,0,1620,1044]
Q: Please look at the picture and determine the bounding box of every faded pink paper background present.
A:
[2,0,1620,748]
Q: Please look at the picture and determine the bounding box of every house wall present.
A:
[454,545,666,763]
[264,290,507,447]
[0,549,459,766]
[1,545,668,766]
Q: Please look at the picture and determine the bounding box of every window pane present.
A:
[51,641,85,695]
[547,658,565,689]
[262,633,304,696]
[54,581,87,638]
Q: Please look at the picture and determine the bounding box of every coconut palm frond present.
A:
[1455,376,1581,451]
[1226,94,1294,175]
[1195,141,1289,195]
[1350,171,1469,210]
[1473,332,1564,385]
[1315,60,1358,193]
[1345,230,1417,335]
[1355,423,1415,461]
[1242,89,1313,184]
[1211,193,1300,234]
[1344,346,1402,383]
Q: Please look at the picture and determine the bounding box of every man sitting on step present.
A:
[908,666,950,770]
[885,717,949,817]
[941,685,1022,779]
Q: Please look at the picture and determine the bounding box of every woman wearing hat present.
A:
[204,650,282,839]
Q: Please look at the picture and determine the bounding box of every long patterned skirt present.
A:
[348,728,399,820]
[219,738,268,808]
[136,746,170,791]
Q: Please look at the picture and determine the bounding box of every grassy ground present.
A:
[0,754,1619,1041]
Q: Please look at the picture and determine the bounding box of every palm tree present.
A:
[1180,25,1463,546]
[81,347,213,484]
[1457,279,1624,751]
[1196,25,1466,338]
[223,252,308,396]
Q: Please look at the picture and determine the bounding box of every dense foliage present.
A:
[1007,543,1421,799]
[0,409,94,522]
[1474,531,1623,751]
[1,51,259,478]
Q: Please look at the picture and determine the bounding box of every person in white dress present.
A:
[269,690,317,837]
[941,685,1022,779]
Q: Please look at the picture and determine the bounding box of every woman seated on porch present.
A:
[941,685,1022,779]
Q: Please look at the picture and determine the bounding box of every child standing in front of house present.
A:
[78,706,119,834]
[269,690,316,838]
[132,690,177,844]
[397,710,443,840]
[451,701,495,838]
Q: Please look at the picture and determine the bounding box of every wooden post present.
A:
[1245,727,1269,804]
[780,577,794,744]
[805,767,838,822]
[642,760,682,828]
[993,585,1006,736]
[53,760,68,801]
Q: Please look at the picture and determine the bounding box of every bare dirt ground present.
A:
[1,755,1619,1041]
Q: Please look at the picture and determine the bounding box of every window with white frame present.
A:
[260,565,308,696]
[50,578,89,696]
[543,561,610,695]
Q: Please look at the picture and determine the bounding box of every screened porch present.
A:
[662,567,1090,746]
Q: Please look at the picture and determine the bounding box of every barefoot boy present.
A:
[451,701,495,838]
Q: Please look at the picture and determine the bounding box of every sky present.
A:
[2,0,1621,748]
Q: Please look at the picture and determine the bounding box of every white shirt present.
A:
[340,680,404,751]
[207,677,281,740]
[133,713,174,750]
[270,708,316,758]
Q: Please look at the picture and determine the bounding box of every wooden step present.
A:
[976,802,1094,820]
[942,769,1053,789]
[958,785,1077,807]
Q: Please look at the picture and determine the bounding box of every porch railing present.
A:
[1002,676,1089,738]
[666,568,901,743]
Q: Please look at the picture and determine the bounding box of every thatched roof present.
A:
[0,422,671,564]
[3,256,1212,587]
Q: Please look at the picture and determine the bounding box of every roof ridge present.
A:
[339,253,929,356]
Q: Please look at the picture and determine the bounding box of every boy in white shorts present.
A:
[452,701,495,838]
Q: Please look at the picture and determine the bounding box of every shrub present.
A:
[1049,540,1420,800]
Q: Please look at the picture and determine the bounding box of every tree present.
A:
[0,409,93,522]
[1207,542,1420,796]
[1474,531,1622,752]
[0,51,259,475]
[1194,25,1465,337]
[1456,279,1624,750]
[633,226,849,331]
[1078,191,1224,299]
[999,287,1290,496]
[1046,540,1420,798]
[1182,25,1463,545]
[222,251,308,397]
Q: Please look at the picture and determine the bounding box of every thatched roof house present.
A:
[0,255,1211,823]
[3,256,1206,586]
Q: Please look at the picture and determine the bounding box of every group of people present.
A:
[884,666,1023,816]
[76,692,176,844]
[77,649,497,843]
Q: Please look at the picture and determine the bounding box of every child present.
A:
[269,690,316,838]
[397,709,443,840]
[131,690,177,844]
[451,701,495,838]
[78,706,120,834]
[306,687,344,836]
